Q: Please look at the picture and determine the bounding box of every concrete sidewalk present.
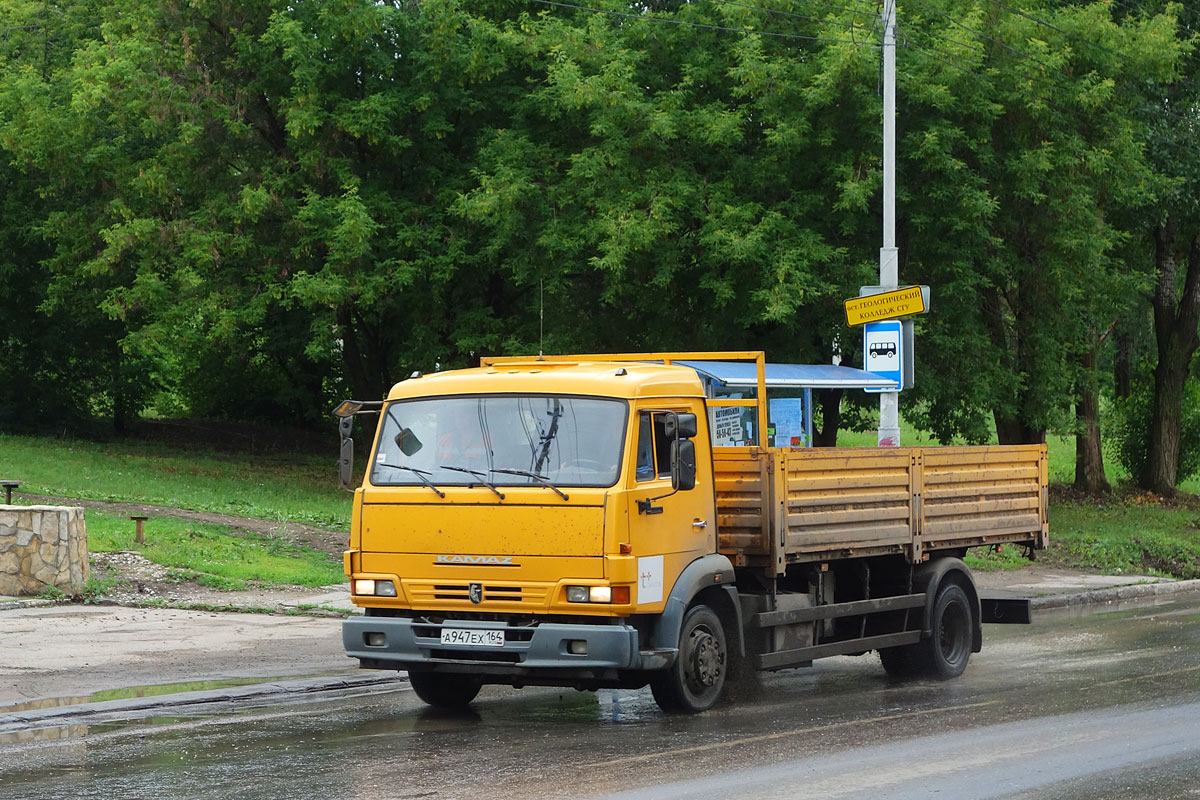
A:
[2,567,1199,730]
[973,567,1200,609]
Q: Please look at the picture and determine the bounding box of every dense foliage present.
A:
[1108,373,1200,485]
[0,0,1196,490]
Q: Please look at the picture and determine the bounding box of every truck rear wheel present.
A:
[926,581,973,678]
[650,604,727,714]
[879,580,973,680]
[408,671,483,708]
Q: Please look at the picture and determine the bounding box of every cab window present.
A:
[635,412,673,482]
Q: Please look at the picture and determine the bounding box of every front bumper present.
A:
[343,615,672,676]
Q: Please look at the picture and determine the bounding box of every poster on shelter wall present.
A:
[770,397,806,448]
[710,405,745,447]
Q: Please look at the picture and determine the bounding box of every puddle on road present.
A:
[0,723,92,746]
[0,695,93,714]
[0,670,360,715]
[0,669,372,748]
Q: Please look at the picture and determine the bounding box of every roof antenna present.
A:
[538,279,545,360]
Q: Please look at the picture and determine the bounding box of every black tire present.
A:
[925,582,973,678]
[878,643,922,678]
[407,671,483,708]
[879,581,973,680]
[650,605,728,714]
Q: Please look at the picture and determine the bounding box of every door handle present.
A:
[692,520,708,529]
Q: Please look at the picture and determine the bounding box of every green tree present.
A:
[0,0,155,431]
[898,0,1183,450]
[1137,1,1200,495]
[0,0,541,426]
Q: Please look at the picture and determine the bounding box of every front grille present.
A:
[409,581,551,607]
[432,584,524,601]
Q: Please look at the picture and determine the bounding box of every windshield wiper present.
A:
[440,465,505,500]
[491,468,569,501]
[534,400,563,473]
[375,464,446,498]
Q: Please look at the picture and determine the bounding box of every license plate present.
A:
[439,628,505,647]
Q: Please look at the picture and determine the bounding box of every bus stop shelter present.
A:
[676,361,898,447]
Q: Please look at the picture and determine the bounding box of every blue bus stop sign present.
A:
[863,320,903,392]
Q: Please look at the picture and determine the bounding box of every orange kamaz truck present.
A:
[335,352,1046,713]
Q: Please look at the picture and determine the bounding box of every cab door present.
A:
[626,402,714,609]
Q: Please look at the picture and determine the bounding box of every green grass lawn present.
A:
[6,421,1200,587]
[1044,496,1200,580]
[0,433,350,530]
[87,510,345,589]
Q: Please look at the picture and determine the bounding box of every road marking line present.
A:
[1092,664,1200,688]
[582,700,999,768]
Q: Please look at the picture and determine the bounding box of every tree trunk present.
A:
[1142,223,1200,496]
[812,389,843,447]
[1073,340,1108,493]
[994,412,1046,446]
[1113,324,1132,400]
[336,304,377,400]
[981,286,1046,445]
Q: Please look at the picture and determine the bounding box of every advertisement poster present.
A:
[771,397,806,448]
[711,405,744,446]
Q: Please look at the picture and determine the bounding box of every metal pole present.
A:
[878,0,901,447]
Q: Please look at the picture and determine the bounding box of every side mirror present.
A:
[338,437,354,489]
[396,427,423,457]
[671,439,696,492]
[664,412,698,440]
[338,415,353,438]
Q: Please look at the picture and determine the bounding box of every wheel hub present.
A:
[689,630,724,687]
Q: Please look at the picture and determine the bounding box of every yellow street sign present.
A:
[844,286,927,326]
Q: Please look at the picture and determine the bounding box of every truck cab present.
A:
[342,359,734,710]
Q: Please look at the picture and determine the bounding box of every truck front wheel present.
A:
[650,605,727,714]
[407,671,483,708]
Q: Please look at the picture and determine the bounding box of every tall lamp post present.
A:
[878,0,901,447]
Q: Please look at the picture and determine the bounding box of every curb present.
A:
[0,597,356,616]
[1031,578,1200,610]
[0,673,408,733]
[0,598,57,611]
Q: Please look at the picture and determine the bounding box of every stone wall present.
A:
[0,506,88,596]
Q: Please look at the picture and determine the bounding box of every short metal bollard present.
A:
[130,515,149,545]
[0,480,21,505]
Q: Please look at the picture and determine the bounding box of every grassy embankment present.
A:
[3,424,1200,587]
[0,433,348,591]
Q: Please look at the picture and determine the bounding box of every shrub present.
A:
[1107,375,1200,486]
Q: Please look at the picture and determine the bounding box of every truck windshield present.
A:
[371,395,627,488]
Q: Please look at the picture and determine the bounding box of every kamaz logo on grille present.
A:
[435,555,516,566]
[468,583,483,604]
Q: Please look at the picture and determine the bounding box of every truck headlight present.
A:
[354,579,397,597]
[565,585,629,604]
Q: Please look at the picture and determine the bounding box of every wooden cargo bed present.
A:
[714,445,1049,573]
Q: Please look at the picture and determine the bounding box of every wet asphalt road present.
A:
[1,595,1198,800]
